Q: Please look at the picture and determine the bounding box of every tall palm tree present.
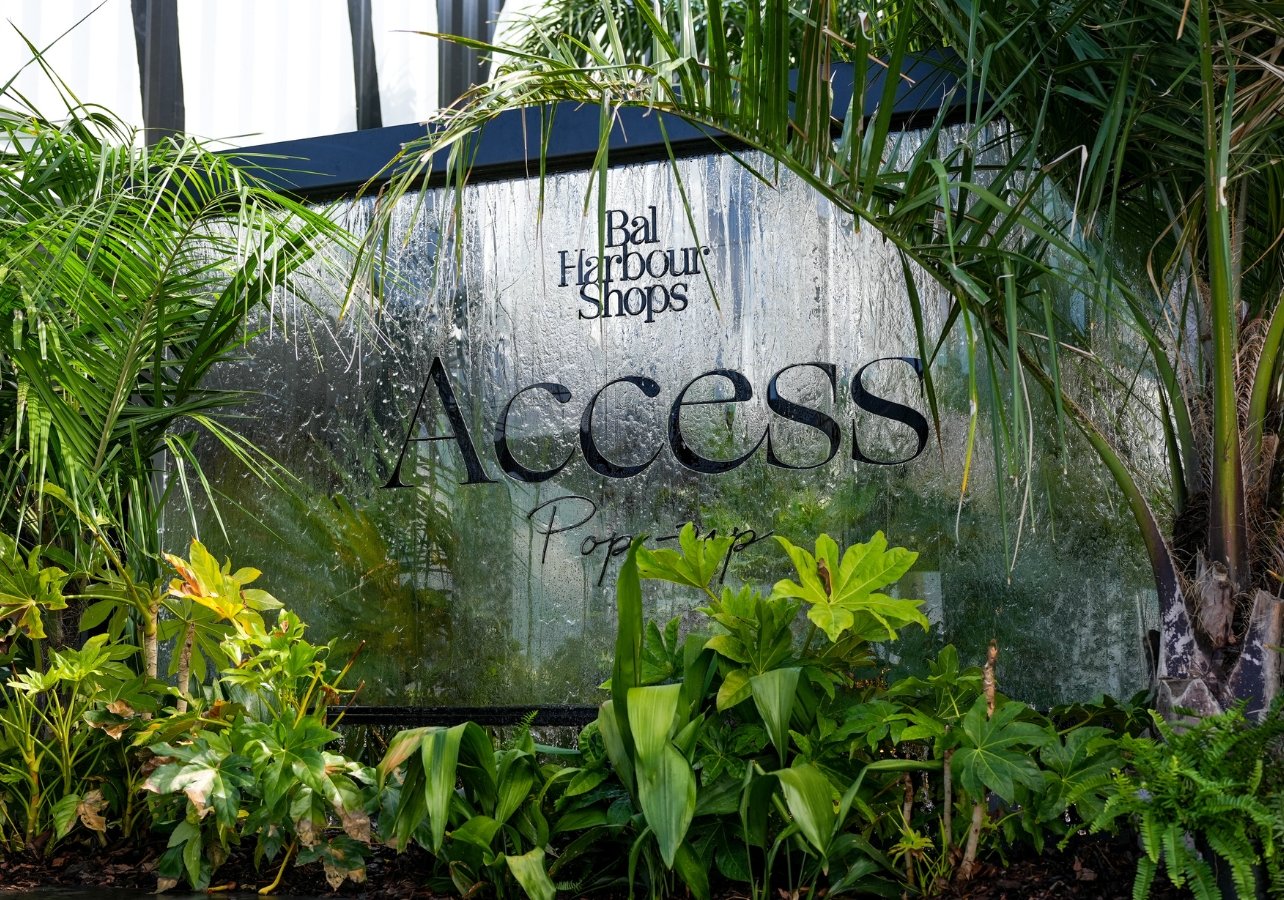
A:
[358,0,1284,717]
[0,63,350,673]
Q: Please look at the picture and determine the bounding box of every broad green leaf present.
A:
[494,751,536,825]
[51,793,80,839]
[716,667,753,711]
[705,633,748,664]
[673,841,712,900]
[612,537,647,756]
[452,814,501,850]
[638,522,734,591]
[805,601,855,642]
[954,698,1052,803]
[749,667,799,765]
[0,535,68,640]
[627,683,682,762]
[772,533,927,644]
[636,743,696,868]
[775,763,836,861]
[596,702,634,793]
[505,847,557,900]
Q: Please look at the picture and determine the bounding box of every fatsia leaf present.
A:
[638,523,734,592]
[771,532,927,643]
[953,698,1052,803]
[0,535,68,640]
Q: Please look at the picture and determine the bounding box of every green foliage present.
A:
[369,529,1147,899]
[0,48,354,887]
[376,722,556,898]
[0,534,68,642]
[771,532,928,644]
[1089,704,1284,900]
[0,635,158,852]
[142,606,373,892]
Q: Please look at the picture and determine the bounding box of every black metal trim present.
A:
[330,704,599,728]
[227,51,961,199]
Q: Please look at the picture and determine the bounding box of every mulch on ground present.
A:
[0,832,1191,898]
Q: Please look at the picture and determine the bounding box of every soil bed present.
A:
[0,832,1191,898]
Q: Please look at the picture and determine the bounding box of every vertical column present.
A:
[131,0,184,144]
[437,0,505,107]
[348,0,383,130]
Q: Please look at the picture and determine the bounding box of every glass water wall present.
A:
[168,143,1158,708]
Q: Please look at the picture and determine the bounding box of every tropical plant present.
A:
[0,634,159,853]
[357,0,1284,720]
[1088,703,1284,900]
[376,719,560,900]
[141,542,373,893]
[0,56,351,673]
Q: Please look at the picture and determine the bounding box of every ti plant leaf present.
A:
[770,532,928,643]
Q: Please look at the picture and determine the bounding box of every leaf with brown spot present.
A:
[76,789,108,833]
[340,808,372,843]
[106,699,135,717]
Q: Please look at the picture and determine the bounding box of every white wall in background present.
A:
[179,0,356,146]
[372,0,439,127]
[0,0,143,127]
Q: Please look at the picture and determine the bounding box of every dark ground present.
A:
[0,832,1191,898]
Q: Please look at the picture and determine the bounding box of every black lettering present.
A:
[766,362,841,470]
[668,369,765,474]
[577,283,602,319]
[718,527,775,583]
[382,356,496,488]
[558,250,576,288]
[623,248,645,281]
[605,209,630,247]
[669,282,689,311]
[495,382,575,482]
[851,356,930,465]
[644,285,670,323]
[580,376,663,478]
[622,287,647,316]
[527,495,597,564]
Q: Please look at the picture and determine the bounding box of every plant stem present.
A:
[142,597,159,681]
[258,840,295,895]
[959,642,999,880]
[174,621,195,714]
[960,801,985,881]
[942,747,954,853]
[902,773,915,889]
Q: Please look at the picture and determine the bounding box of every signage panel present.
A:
[176,146,1155,707]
